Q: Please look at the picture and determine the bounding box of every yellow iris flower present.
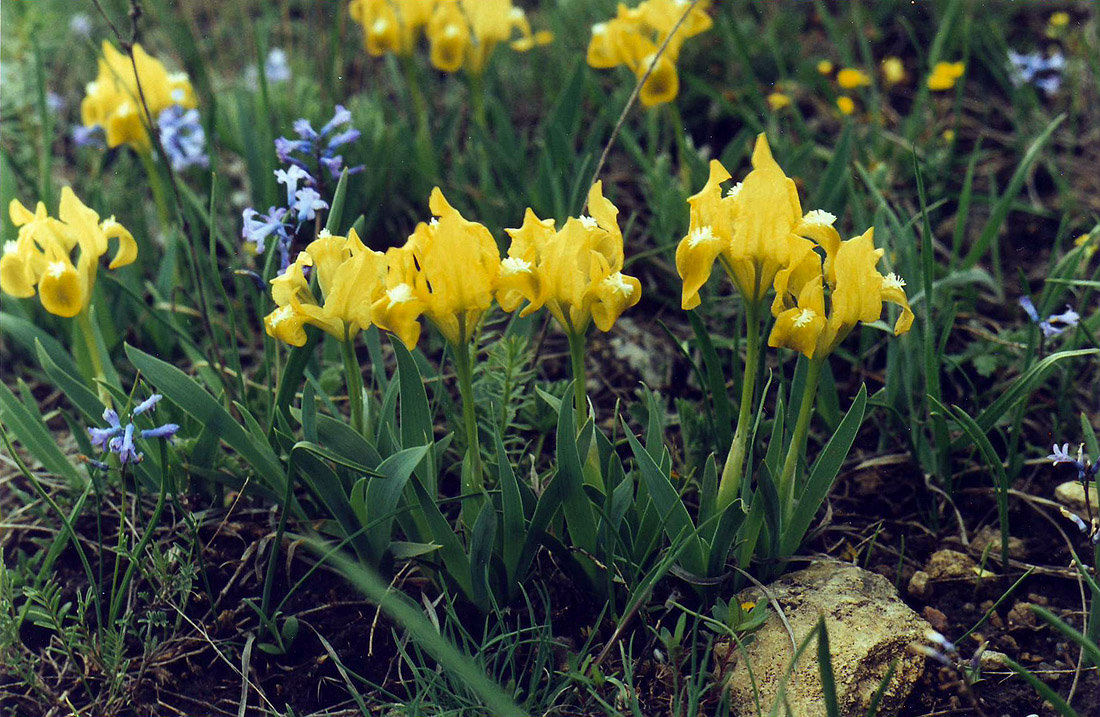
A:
[372,189,500,348]
[349,0,437,56]
[499,182,641,335]
[424,0,552,74]
[264,230,387,347]
[2,188,137,318]
[676,133,818,310]
[586,0,712,107]
[81,41,197,149]
[769,226,914,359]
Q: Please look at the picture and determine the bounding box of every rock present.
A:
[1055,480,1098,513]
[1007,601,1038,629]
[726,562,931,717]
[925,549,978,579]
[970,525,1027,560]
[907,570,931,599]
[923,606,949,633]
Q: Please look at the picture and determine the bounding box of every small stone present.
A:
[1027,593,1050,606]
[923,606,949,633]
[924,549,978,580]
[1055,481,1099,513]
[908,570,931,599]
[727,562,930,717]
[979,649,1010,669]
[1007,602,1038,629]
[970,525,1027,560]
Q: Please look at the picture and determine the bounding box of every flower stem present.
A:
[567,330,588,433]
[341,327,364,436]
[567,329,605,491]
[777,358,823,522]
[136,148,172,233]
[451,340,484,522]
[76,308,110,406]
[717,300,761,512]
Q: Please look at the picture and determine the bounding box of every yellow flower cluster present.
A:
[499,182,641,336]
[927,61,965,91]
[586,0,713,107]
[349,0,552,74]
[676,134,912,359]
[2,189,137,317]
[81,41,197,149]
[266,184,639,349]
[264,229,387,347]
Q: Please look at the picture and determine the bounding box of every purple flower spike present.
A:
[110,423,143,465]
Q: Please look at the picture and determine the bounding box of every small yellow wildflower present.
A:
[836,96,856,115]
[1074,233,1092,247]
[81,42,196,150]
[942,129,956,142]
[767,92,791,111]
[927,61,965,91]
[881,57,906,86]
[816,60,834,76]
[1046,11,1071,38]
[3,188,137,317]
[836,67,871,89]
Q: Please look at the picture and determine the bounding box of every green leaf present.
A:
[964,349,1097,443]
[392,338,432,450]
[325,169,350,234]
[555,383,598,557]
[962,114,1065,269]
[495,431,524,588]
[125,344,284,493]
[34,340,102,424]
[0,381,81,487]
[363,445,431,565]
[469,500,499,610]
[307,544,527,717]
[2,312,81,380]
[622,418,707,576]
[781,384,867,556]
[409,477,475,603]
[817,617,840,717]
[1001,656,1079,717]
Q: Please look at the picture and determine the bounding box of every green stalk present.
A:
[567,329,604,491]
[777,358,823,522]
[341,326,364,436]
[567,330,588,433]
[716,300,761,511]
[451,338,484,522]
[136,148,172,232]
[75,308,110,406]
